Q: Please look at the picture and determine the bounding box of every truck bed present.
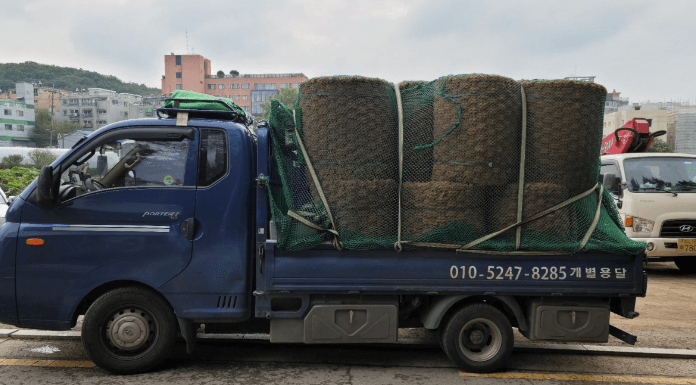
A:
[258,242,645,296]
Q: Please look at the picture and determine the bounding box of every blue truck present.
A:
[0,101,646,374]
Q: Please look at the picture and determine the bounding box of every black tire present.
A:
[81,287,177,374]
[439,304,513,373]
[675,258,696,274]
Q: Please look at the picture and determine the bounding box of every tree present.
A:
[1,154,24,168]
[260,88,299,120]
[647,138,673,153]
[27,149,57,168]
[31,109,81,147]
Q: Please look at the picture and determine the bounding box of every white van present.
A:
[600,153,696,273]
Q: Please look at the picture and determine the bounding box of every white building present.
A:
[56,88,144,131]
[0,82,37,147]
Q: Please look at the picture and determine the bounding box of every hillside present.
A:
[0,62,161,96]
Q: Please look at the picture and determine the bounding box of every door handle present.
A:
[180,218,195,241]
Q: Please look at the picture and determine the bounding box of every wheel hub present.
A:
[462,324,489,349]
[107,309,151,351]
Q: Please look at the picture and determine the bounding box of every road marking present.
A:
[459,371,696,384]
[0,359,94,368]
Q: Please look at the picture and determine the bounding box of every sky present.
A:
[1,0,694,103]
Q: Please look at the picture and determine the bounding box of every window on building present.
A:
[99,109,107,114]
[98,120,107,125]
[176,84,183,91]
[3,109,11,116]
[64,110,68,116]
[218,84,224,89]
[175,55,181,66]
[17,110,23,117]
[62,100,68,106]
[280,83,288,88]
[4,124,12,130]
[242,106,249,112]
[176,72,182,79]
[208,84,216,90]
[293,83,300,88]
[231,84,239,89]
[112,100,119,105]
[242,95,248,100]
[232,95,240,100]
[17,125,24,131]
[242,83,250,89]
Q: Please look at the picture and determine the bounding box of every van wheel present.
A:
[439,304,513,373]
[675,258,696,274]
[81,287,177,374]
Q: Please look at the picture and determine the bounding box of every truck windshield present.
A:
[624,157,696,192]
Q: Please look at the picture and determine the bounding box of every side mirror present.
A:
[602,173,621,194]
[36,166,55,207]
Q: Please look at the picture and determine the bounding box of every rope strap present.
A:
[290,125,343,250]
[459,183,601,251]
[394,83,405,251]
[515,86,528,250]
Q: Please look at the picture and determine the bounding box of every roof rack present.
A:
[156,98,254,126]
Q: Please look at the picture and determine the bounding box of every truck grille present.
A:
[660,220,696,238]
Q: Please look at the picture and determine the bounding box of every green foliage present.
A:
[27,149,57,168]
[1,154,24,168]
[0,61,160,95]
[260,88,299,119]
[647,138,673,153]
[32,109,82,147]
[0,167,39,195]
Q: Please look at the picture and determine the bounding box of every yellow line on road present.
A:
[0,359,94,368]
[460,371,696,384]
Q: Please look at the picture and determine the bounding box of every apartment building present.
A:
[0,82,36,147]
[55,88,143,131]
[161,54,308,116]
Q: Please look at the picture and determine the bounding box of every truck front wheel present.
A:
[675,258,696,274]
[81,287,177,374]
[440,303,513,373]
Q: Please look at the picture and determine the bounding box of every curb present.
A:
[2,329,695,359]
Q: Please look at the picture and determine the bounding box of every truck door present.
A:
[15,127,198,328]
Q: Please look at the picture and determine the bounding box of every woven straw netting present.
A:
[299,76,398,181]
[521,80,607,196]
[402,181,485,238]
[320,179,397,237]
[431,75,522,186]
[488,183,574,238]
[399,81,434,182]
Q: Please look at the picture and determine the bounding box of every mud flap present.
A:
[609,325,637,345]
[177,318,197,354]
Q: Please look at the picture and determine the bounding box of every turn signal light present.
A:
[625,215,633,227]
[26,238,45,246]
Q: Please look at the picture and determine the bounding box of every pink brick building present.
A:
[161,54,307,116]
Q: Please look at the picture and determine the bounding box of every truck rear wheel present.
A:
[675,258,696,274]
[81,287,177,374]
[440,303,513,373]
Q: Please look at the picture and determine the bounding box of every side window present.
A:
[599,163,620,184]
[58,138,190,201]
[198,130,227,187]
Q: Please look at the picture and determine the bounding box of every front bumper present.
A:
[631,237,696,258]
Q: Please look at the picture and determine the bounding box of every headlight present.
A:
[632,217,654,234]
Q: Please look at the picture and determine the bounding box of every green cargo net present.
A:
[265,75,646,255]
[164,90,246,115]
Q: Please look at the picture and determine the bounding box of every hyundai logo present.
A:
[680,225,694,233]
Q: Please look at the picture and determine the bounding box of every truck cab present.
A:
[0,107,256,373]
[600,152,696,273]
